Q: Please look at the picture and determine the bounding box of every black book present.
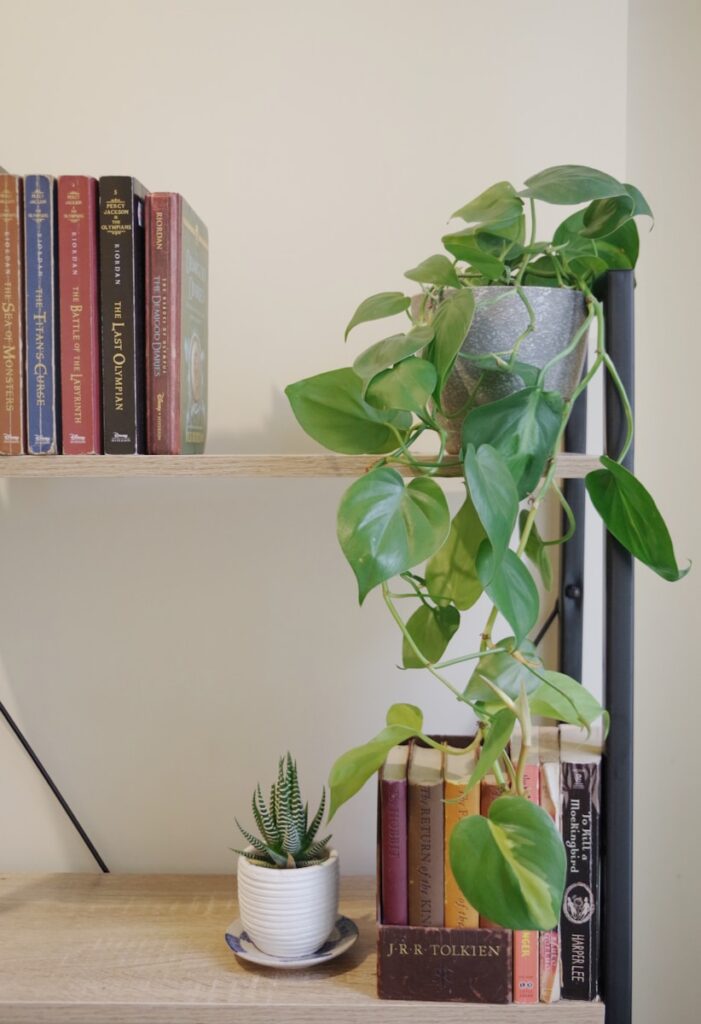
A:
[560,725,602,1001]
[98,176,147,453]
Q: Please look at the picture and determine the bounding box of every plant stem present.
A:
[382,584,467,702]
[433,646,507,670]
[536,303,595,386]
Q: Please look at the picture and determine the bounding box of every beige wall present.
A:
[627,2,701,1022]
[1,0,694,1015]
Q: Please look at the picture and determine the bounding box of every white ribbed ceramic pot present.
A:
[237,849,340,957]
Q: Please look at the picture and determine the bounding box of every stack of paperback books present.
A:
[377,725,601,1004]
[0,172,208,456]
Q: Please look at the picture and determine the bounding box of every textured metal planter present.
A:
[439,286,588,454]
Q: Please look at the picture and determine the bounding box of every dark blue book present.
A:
[24,175,60,454]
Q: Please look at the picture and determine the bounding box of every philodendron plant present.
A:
[286,165,689,931]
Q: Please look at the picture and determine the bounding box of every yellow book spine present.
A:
[443,779,479,927]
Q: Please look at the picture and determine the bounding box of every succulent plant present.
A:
[234,753,331,868]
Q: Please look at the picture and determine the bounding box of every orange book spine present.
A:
[443,751,479,927]
[514,763,540,1003]
[0,175,25,454]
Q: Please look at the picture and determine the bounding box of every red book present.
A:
[0,175,25,454]
[380,745,408,925]
[58,176,102,453]
[145,193,208,454]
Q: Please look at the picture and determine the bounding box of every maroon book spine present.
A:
[145,192,181,453]
[380,769,408,925]
[0,175,25,454]
[58,177,102,454]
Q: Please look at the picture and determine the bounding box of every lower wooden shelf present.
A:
[0,874,603,1023]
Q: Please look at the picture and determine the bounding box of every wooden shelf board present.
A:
[0,874,604,1023]
[0,452,599,480]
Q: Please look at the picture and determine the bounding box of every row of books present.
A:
[0,172,208,456]
[378,725,601,1004]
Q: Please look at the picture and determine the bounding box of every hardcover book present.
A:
[98,176,147,453]
[24,175,60,454]
[443,749,479,928]
[0,174,25,454]
[539,726,562,1003]
[145,193,208,453]
[560,725,602,1001]
[377,925,512,1003]
[511,727,540,1004]
[380,745,408,926]
[407,745,443,926]
[58,176,102,453]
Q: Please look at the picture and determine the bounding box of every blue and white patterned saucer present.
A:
[225,915,358,969]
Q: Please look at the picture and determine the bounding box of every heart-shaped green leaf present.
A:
[328,704,425,818]
[465,709,516,792]
[441,231,507,279]
[365,357,437,414]
[554,209,639,269]
[464,444,519,573]
[352,325,434,382]
[337,468,450,602]
[402,603,460,668]
[624,183,654,221]
[425,495,485,611]
[404,254,461,288]
[452,182,523,225]
[585,456,689,581]
[450,795,566,929]
[519,509,553,590]
[522,164,627,205]
[581,194,635,238]
[460,352,541,387]
[527,670,606,730]
[462,388,564,498]
[464,637,541,704]
[285,368,411,454]
[431,288,476,394]
[477,547,539,646]
[344,291,411,340]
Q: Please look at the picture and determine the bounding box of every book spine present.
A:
[539,757,561,1002]
[99,177,146,453]
[380,775,408,925]
[58,177,102,453]
[146,193,181,453]
[0,176,25,454]
[444,779,479,927]
[179,200,208,453]
[408,781,443,926]
[24,175,60,454]
[478,775,502,928]
[513,764,540,1004]
[561,759,601,999]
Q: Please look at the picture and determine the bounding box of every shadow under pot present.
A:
[236,847,340,958]
[437,285,589,455]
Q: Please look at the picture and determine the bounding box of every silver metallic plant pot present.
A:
[439,286,588,454]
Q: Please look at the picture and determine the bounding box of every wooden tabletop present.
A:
[0,874,604,1023]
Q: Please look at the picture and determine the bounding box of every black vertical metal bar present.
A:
[598,269,635,1024]
[560,360,588,681]
[0,700,110,873]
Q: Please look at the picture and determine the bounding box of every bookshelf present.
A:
[0,272,636,1023]
[0,873,605,1023]
[0,452,599,479]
